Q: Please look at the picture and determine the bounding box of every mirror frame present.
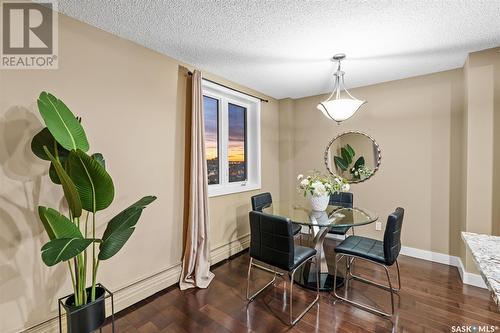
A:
[324,130,382,183]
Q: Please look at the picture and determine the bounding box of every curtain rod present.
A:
[187,71,269,103]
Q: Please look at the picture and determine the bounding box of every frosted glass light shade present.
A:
[317,98,366,122]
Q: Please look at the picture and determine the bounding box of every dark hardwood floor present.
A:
[101,239,500,333]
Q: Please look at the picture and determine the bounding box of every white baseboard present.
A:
[21,234,251,333]
[326,233,487,289]
[400,246,461,266]
[23,263,182,333]
[453,253,488,288]
[20,234,486,332]
[399,246,486,289]
[210,234,250,265]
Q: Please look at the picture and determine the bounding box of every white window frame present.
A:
[203,80,261,197]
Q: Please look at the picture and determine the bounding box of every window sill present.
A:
[208,183,261,198]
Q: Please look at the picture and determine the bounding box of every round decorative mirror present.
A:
[324,131,381,183]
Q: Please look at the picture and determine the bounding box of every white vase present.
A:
[308,193,330,211]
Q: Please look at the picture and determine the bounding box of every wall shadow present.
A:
[0,105,66,329]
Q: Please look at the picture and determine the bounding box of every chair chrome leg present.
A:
[246,258,277,301]
[289,268,294,325]
[333,253,347,298]
[253,262,284,277]
[382,264,395,315]
[247,256,319,325]
[289,256,320,326]
[333,254,396,317]
[344,255,350,296]
[395,259,401,291]
[348,257,400,293]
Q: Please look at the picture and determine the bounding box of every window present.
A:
[204,96,219,185]
[228,103,247,183]
[203,80,261,197]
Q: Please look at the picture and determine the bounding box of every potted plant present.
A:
[333,144,373,180]
[297,171,348,211]
[31,92,156,333]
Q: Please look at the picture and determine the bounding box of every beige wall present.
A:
[0,5,498,332]
[474,48,500,237]
[280,69,465,256]
[0,14,279,333]
[461,48,500,271]
[280,47,500,274]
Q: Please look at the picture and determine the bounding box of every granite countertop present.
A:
[462,232,500,307]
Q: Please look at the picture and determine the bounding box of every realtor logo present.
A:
[1,1,58,69]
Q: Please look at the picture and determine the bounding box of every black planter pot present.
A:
[62,286,106,333]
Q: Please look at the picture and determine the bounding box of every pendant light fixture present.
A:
[317,53,366,123]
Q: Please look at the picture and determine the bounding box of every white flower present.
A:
[297,174,304,181]
[342,183,350,191]
[300,179,309,188]
[334,177,342,184]
[312,181,327,196]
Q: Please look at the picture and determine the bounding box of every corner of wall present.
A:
[278,98,296,202]
[461,48,499,273]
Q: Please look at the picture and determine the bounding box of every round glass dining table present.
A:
[262,200,378,291]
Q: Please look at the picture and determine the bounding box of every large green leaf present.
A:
[341,147,352,165]
[49,162,62,184]
[99,196,156,260]
[354,156,365,169]
[334,156,348,171]
[38,206,83,240]
[31,127,69,161]
[41,238,93,266]
[67,149,114,212]
[92,153,106,169]
[345,144,355,160]
[32,127,69,185]
[44,147,82,218]
[37,92,89,152]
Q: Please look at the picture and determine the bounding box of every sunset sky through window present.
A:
[204,96,218,161]
[228,103,246,163]
[204,96,246,162]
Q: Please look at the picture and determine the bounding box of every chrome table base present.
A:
[292,224,344,292]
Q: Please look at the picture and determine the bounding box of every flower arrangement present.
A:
[351,164,373,180]
[297,171,349,197]
[334,143,373,180]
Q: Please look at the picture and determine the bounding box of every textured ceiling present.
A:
[55,0,500,99]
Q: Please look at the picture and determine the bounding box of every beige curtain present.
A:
[179,70,215,290]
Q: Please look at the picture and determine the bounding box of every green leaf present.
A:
[38,206,83,240]
[49,162,61,184]
[44,147,82,218]
[334,156,348,171]
[67,149,114,212]
[99,196,156,260]
[37,92,89,152]
[49,154,70,185]
[345,144,355,160]
[98,229,135,261]
[31,127,70,161]
[92,153,106,169]
[341,147,352,165]
[41,238,93,266]
[354,156,365,169]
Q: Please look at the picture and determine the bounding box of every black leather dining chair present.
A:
[251,192,302,236]
[333,207,404,317]
[247,211,319,325]
[328,192,354,236]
